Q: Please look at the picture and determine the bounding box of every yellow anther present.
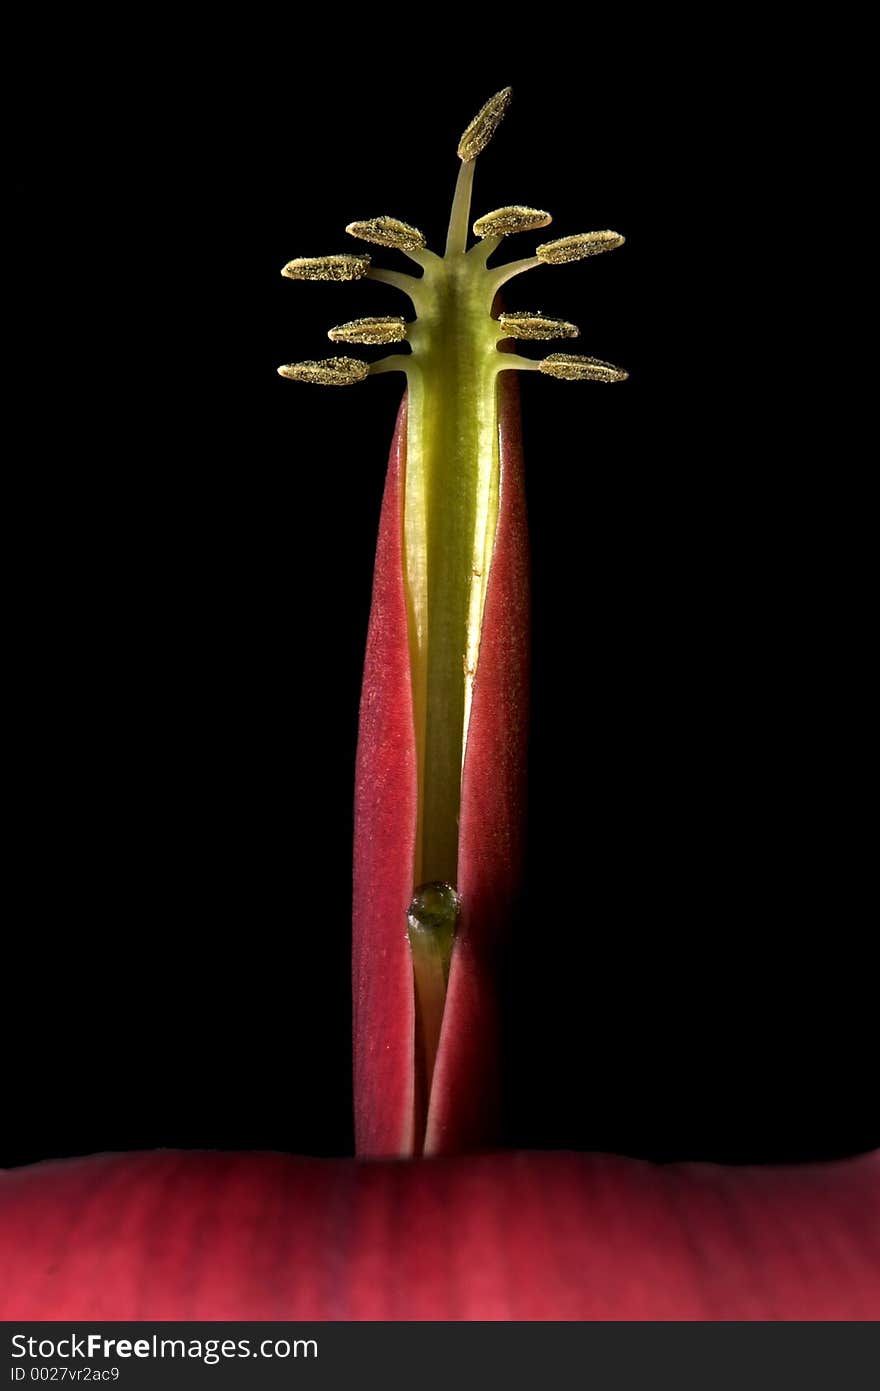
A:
[457,87,513,161]
[277,357,369,385]
[540,354,628,383]
[281,255,371,281]
[328,316,408,345]
[473,206,551,238]
[536,231,625,264]
[497,312,579,340]
[345,217,426,251]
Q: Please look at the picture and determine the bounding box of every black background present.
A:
[6,29,874,1168]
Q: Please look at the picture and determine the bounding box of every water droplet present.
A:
[406,881,460,937]
[406,884,460,1098]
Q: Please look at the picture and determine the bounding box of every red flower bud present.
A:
[353,377,529,1156]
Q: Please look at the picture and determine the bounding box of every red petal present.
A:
[352,395,417,1157]
[427,373,529,1154]
[2,1149,878,1319]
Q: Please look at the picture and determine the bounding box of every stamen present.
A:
[498,311,579,340]
[365,267,421,301]
[277,357,369,385]
[473,206,551,238]
[346,217,427,251]
[536,231,625,264]
[540,354,628,382]
[329,316,408,345]
[281,254,371,281]
[486,256,541,293]
[445,159,476,257]
[457,86,513,161]
[367,355,411,376]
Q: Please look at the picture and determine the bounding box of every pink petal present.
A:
[2,1149,877,1319]
[427,373,529,1155]
[352,395,418,1157]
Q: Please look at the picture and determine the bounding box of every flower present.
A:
[1,87,876,1327]
[276,88,625,1157]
